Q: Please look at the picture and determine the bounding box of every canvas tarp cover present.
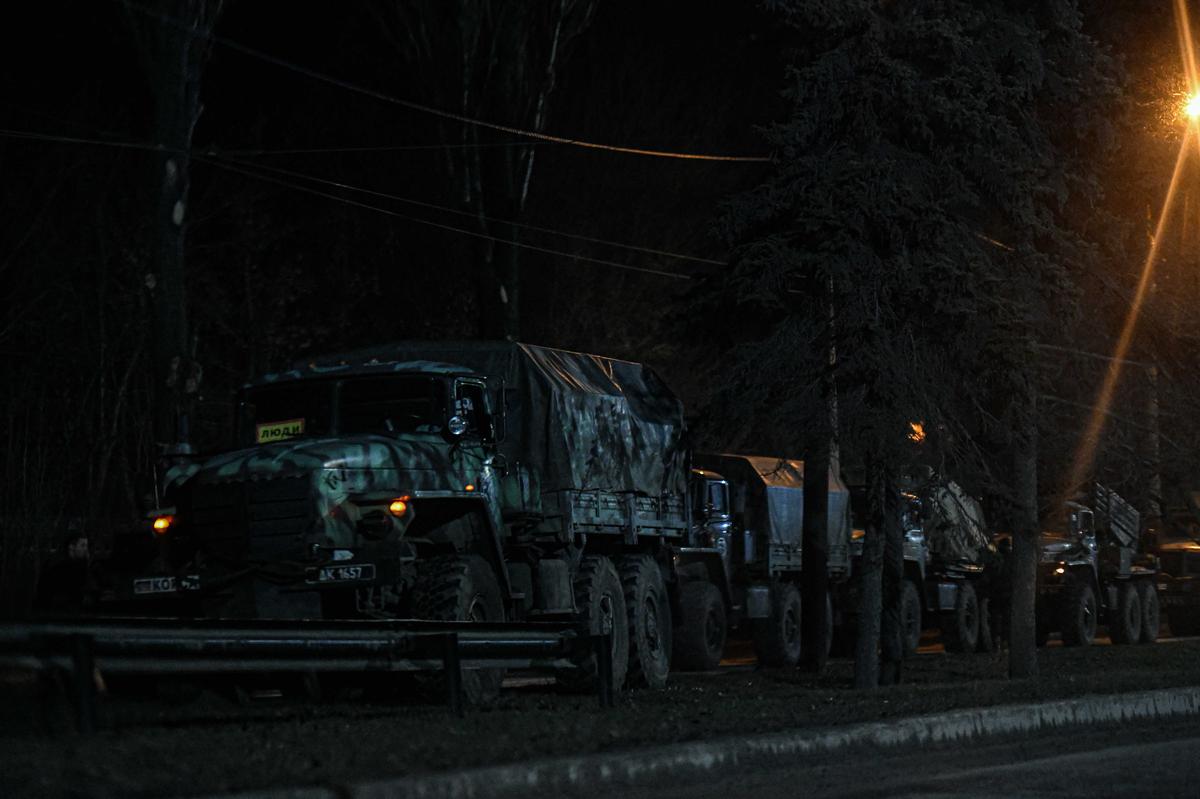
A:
[925,481,991,564]
[694,453,851,548]
[299,341,687,496]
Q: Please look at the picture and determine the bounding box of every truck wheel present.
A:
[1167,609,1200,637]
[941,581,980,653]
[1110,582,1142,645]
[753,581,802,667]
[1059,576,1097,647]
[411,555,506,706]
[619,556,672,689]
[672,581,726,671]
[1137,581,1160,644]
[559,555,629,692]
[900,579,922,656]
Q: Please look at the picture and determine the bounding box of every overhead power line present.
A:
[0,126,726,270]
[221,141,560,155]
[120,0,771,164]
[209,153,728,267]
[197,155,699,282]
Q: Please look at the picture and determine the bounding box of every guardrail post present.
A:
[442,633,463,717]
[69,634,97,734]
[593,633,614,708]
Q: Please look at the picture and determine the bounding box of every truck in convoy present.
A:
[675,454,853,669]
[1036,484,1159,646]
[903,479,998,654]
[98,342,690,697]
[847,476,998,656]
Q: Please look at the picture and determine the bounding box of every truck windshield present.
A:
[339,375,444,435]
[243,375,445,444]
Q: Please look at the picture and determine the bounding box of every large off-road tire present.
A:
[619,555,672,689]
[941,581,980,653]
[1167,609,1200,637]
[672,581,727,671]
[1137,581,1160,644]
[411,555,506,706]
[900,579,922,656]
[559,555,629,692]
[1059,575,1097,647]
[753,581,802,667]
[1109,582,1142,645]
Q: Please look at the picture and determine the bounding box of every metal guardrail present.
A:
[0,617,614,732]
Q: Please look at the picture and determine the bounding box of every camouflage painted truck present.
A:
[1154,511,1200,636]
[1036,484,1159,646]
[105,342,688,694]
[675,454,853,669]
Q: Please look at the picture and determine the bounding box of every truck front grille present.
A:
[186,476,311,563]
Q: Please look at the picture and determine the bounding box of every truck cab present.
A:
[690,469,733,561]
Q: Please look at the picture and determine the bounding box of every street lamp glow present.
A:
[1185,92,1200,119]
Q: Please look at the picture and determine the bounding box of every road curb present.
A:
[224,686,1200,799]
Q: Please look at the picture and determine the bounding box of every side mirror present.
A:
[447,415,468,437]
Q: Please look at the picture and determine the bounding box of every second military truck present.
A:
[675,454,853,669]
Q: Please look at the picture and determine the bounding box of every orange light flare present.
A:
[152,515,174,535]
[1187,92,1200,121]
[907,421,926,444]
[1065,126,1194,497]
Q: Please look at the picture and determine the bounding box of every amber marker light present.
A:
[152,515,174,535]
[464,484,476,492]
[388,497,410,516]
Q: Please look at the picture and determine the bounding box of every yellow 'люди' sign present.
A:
[256,418,305,443]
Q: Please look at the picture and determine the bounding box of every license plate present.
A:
[307,563,376,584]
[133,575,200,595]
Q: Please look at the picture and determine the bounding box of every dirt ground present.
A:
[2,637,1198,799]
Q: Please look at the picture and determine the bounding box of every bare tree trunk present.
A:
[879,479,904,685]
[1008,379,1039,678]
[854,459,885,689]
[128,0,222,452]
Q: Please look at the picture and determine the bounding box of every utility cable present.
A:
[0,126,726,269]
[197,155,698,282]
[220,141,560,155]
[207,152,728,266]
[119,0,771,163]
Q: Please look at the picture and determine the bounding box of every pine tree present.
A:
[708,0,1120,684]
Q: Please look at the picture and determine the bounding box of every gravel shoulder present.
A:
[2,638,1198,798]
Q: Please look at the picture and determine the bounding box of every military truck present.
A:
[844,477,996,657]
[1156,532,1200,636]
[1148,505,1200,637]
[902,479,997,655]
[1036,484,1159,646]
[103,342,689,695]
[673,454,853,669]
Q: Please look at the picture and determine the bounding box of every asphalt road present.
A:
[614,717,1200,799]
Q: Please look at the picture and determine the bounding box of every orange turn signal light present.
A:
[464,484,476,492]
[152,515,174,535]
[388,498,409,516]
